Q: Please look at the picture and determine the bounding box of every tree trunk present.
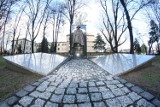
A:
[120,0,134,54]
[5,36,9,53]
[52,14,55,52]
[23,30,28,53]
[149,43,152,54]
[54,13,60,53]
[1,24,6,54]
[110,42,115,53]
[69,21,73,55]
[31,39,34,53]
[1,6,11,54]
[11,31,16,54]
[23,20,29,54]
[23,38,27,53]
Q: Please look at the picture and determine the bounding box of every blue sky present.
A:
[60,0,150,49]
[5,0,151,50]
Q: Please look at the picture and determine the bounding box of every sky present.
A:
[60,0,151,50]
[5,0,152,50]
[59,0,102,41]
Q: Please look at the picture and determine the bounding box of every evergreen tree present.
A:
[148,20,159,54]
[50,42,55,53]
[37,44,42,52]
[38,37,49,53]
[141,44,147,54]
[17,44,22,54]
[93,34,106,52]
[133,38,141,54]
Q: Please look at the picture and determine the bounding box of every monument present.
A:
[71,25,87,58]
[2,24,155,76]
[91,53,155,76]
[3,53,68,75]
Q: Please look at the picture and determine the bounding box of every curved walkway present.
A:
[1,59,160,107]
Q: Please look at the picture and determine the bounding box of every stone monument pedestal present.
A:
[73,43,84,58]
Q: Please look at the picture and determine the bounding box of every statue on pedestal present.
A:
[72,25,84,47]
[72,26,84,57]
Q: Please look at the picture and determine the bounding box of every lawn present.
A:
[0,55,42,101]
[0,56,6,67]
[120,55,160,99]
[155,55,160,64]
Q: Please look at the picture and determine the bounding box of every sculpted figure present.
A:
[72,26,84,47]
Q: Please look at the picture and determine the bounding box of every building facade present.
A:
[56,34,95,53]
[86,34,95,52]
[12,34,96,54]
[56,42,68,53]
[12,38,38,53]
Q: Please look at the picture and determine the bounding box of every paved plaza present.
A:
[1,59,160,107]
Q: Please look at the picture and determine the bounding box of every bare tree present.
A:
[41,8,50,52]
[5,30,12,51]
[23,19,30,53]
[1,5,11,53]
[119,0,133,53]
[26,0,50,53]
[74,12,88,25]
[62,0,85,54]
[145,0,160,53]
[99,0,127,53]
[42,9,50,38]
[119,0,152,54]
[49,1,65,53]
[14,29,21,53]
[0,0,20,54]
[145,0,160,33]
[0,0,19,31]
[11,5,26,54]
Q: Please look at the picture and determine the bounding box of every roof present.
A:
[66,33,94,36]
[12,38,31,42]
